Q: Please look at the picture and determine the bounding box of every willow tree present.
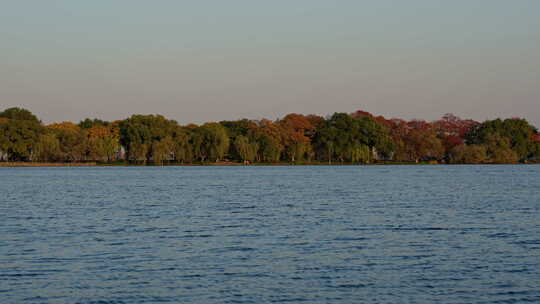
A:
[351,143,372,164]
[119,114,179,163]
[171,127,193,163]
[199,123,229,162]
[33,133,62,162]
[313,113,394,163]
[152,136,175,165]
[234,135,258,163]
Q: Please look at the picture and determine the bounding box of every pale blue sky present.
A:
[1,1,539,126]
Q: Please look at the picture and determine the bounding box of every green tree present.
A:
[313,113,394,163]
[0,119,44,161]
[0,107,40,122]
[171,126,193,163]
[48,122,88,162]
[356,115,394,160]
[448,144,487,164]
[200,123,230,162]
[78,118,110,129]
[221,119,258,162]
[190,128,206,162]
[483,133,519,164]
[466,118,537,161]
[313,122,336,164]
[234,135,258,163]
[350,143,372,164]
[119,114,178,163]
[152,136,174,165]
[33,133,62,162]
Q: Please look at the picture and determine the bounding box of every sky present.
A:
[1,1,539,126]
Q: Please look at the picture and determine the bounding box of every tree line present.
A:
[1,107,539,164]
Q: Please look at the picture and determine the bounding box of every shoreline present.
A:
[1,161,539,167]
[0,162,98,167]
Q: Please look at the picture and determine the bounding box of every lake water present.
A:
[1,165,540,303]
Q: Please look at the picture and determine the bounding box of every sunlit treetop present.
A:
[0,107,40,122]
[47,122,81,133]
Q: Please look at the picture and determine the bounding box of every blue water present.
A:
[1,165,540,304]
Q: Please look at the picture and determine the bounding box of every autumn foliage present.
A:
[1,107,539,164]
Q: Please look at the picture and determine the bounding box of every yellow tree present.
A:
[87,125,120,162]
[47,122,87,161]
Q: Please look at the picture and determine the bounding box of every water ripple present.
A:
[1,165,540,303]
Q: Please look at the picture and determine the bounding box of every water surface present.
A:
[1,165,540,303]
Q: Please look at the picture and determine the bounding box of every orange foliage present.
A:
[281,113,314,132]
[305,114,324,129]
[47,122,80,133]
[280,114,315,146]
[254,119,283,139]
[87,125,118,140]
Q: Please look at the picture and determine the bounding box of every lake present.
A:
[1,165,539,303]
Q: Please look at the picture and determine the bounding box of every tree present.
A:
[356,115,394,159]
[466,118,537,161]
[79,118,110,129]
[220,119,257,161]
[200,123,230,162]
[171,126,193,163]
[350,143,372,164]
[448,144,487,164]
[404,128,444,162]
[313,113,394,163]
[47,122,88,161]
[86,125,119,161]
[234,135,258,163]
[0,119,44,161]
[33,133,62,162]
[248,120,283,162]
[483,133,519,164]
[0,107,40,122]
[388,120,444,162]
[119,114,178,163]
[313,121,337,163]
[152,136,174,165]
[2,107,539,166]
[433,113,479,155]
[279,114,315,163]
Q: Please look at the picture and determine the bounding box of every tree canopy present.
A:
[1,107,539,164]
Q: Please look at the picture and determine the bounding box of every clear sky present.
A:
[1,1,539,126]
